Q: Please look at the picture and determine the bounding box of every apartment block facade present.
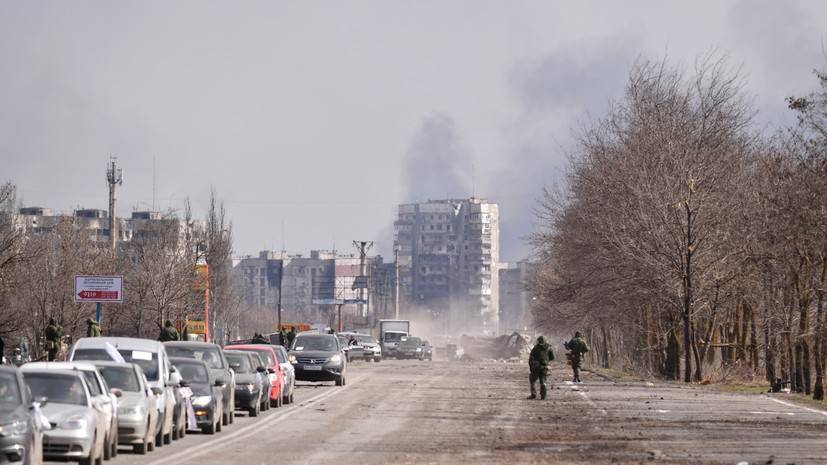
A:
[394,198,500,335]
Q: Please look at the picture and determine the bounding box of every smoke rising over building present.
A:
[394,197,499,335]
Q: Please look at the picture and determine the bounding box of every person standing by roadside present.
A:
[564,332,589,383]
[86,318,101,337]
[45,317,62,361]
[528,336,555,400]
[158,320,180,342]
[286,326,297,348]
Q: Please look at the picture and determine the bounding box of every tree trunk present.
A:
[812,256,826,400]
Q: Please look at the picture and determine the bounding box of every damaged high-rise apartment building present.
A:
[394,198,500,335]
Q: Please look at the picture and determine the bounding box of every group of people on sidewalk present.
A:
[527,332,589,400]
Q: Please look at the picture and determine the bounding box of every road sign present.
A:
[75,275,123,303]
[187,320,207,335]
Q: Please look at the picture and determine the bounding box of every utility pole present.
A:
[277,260,284,333]
[353,241,373,323]
[106,157,123,252]
[394,247,400,320]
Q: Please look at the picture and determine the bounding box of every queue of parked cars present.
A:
[0,329,375,464]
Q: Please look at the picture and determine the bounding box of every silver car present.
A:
[21,367,107,465]
[25,362,119,461]
[271,346,295,404]
[92,362,158,455]
[0,366,44,465]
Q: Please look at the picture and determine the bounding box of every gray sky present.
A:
[2,1,825,260]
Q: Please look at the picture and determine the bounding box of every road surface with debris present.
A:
[84,359,827,465]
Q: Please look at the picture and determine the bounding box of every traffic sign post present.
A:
[75,275,124,324]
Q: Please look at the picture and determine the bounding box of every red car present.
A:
[223,344,285,408]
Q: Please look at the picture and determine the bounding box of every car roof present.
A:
[296,333,335,338]
[224,344,276,353]
[0,366,19,374]
[73,337,163,351]
[20,366,85,378]
[163,341,220,349]
[90,361,139,369]
[24,361,100,373]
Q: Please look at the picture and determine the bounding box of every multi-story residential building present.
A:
[233,250,375,329]
[498,261,535,333]
[394,197,500,335]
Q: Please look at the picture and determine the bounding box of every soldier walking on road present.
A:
[528,336,555,400]
[86,318,101,337]
[286,326,297,348]
[45,318,62,361]
[158,320,180,342]
[564,332,589,383]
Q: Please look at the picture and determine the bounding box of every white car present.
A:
[69,337,181,449]
[21,367,108,465]
[25,362,119,460]
[92,362,159,455]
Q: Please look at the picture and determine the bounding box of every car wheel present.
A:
[179,422,186,439]
[133,442,147,455]
[270,397,278,408]
[335,375,344,386]
[103,433,111,460]
[147,439,155,452]
[290,390,294,404]
[375,357,381,362]
[155,430,163,448]
[79,432,97,465]
[202,422,216,435]
[250,403,259,417]
[163,430,172,445]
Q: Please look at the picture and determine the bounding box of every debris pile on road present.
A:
[458,332,531,361]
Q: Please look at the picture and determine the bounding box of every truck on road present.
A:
[378,319,410,359]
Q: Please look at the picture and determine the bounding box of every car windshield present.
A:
[232,348,275,368]
[384,332,405,342]
[400,337,422,347]
[0,373,21,405]
[24,373,87,406]
[250,352,267,369]
[175,362,209,385]
[293,335,338,351]
[225,353,252,373]
[73,348,159,381]
[97,366,141,392]
[273,348,287,364]
[165,346,224,369]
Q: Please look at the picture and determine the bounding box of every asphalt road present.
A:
[50,359,827,465]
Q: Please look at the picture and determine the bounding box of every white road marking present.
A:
[765,396,827,417]
[750,411,794,416]
[146,375,365,465]
[654,409,671,413]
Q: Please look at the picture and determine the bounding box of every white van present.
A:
[69,337,181,448]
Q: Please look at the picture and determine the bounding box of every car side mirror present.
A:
[256,366,266,373]
[169,372,182,387]
[267,368,275,374]
[214,380,226,387]
[110,388,123,398]
[150,387,163,396]
[31,396,48,409]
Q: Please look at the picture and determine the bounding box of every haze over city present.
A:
[3,1,826,260]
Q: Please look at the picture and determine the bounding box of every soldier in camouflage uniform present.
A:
[528,336,555,400]
[44,318,62,361]
[158,320,180,342]
[86,318,102,337]
[564,331,589,383]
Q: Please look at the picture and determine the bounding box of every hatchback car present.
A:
[169,358,224,435]
[397,336,424,360]
[223,345,283,408]
[223,351,264,417]
[270,345,295,405]
[0,366,43,465]
[289,333,347,386]
[91,362,158,455]
[164,342,235,426]
[247,352,272,413]
[21,367,107,465]
[25,362,119,461]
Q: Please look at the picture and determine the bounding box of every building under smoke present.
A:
[394,198,500,335]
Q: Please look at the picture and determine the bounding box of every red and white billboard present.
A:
[74,275,123,303]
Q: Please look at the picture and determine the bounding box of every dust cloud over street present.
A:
[89,359,827,465]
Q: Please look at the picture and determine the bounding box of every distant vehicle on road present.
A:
[339,332,382,362]
[169,357,224,435]
[21,366,107,465]
[378,320,410,358]
[421,340,433,361]
[0,366,44,465]
[223,351,264,417]
[288,333,348,386]
[397,336,424,360]
[222,344,284,408]
[92,361,159,455]
[164,341,235,426]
